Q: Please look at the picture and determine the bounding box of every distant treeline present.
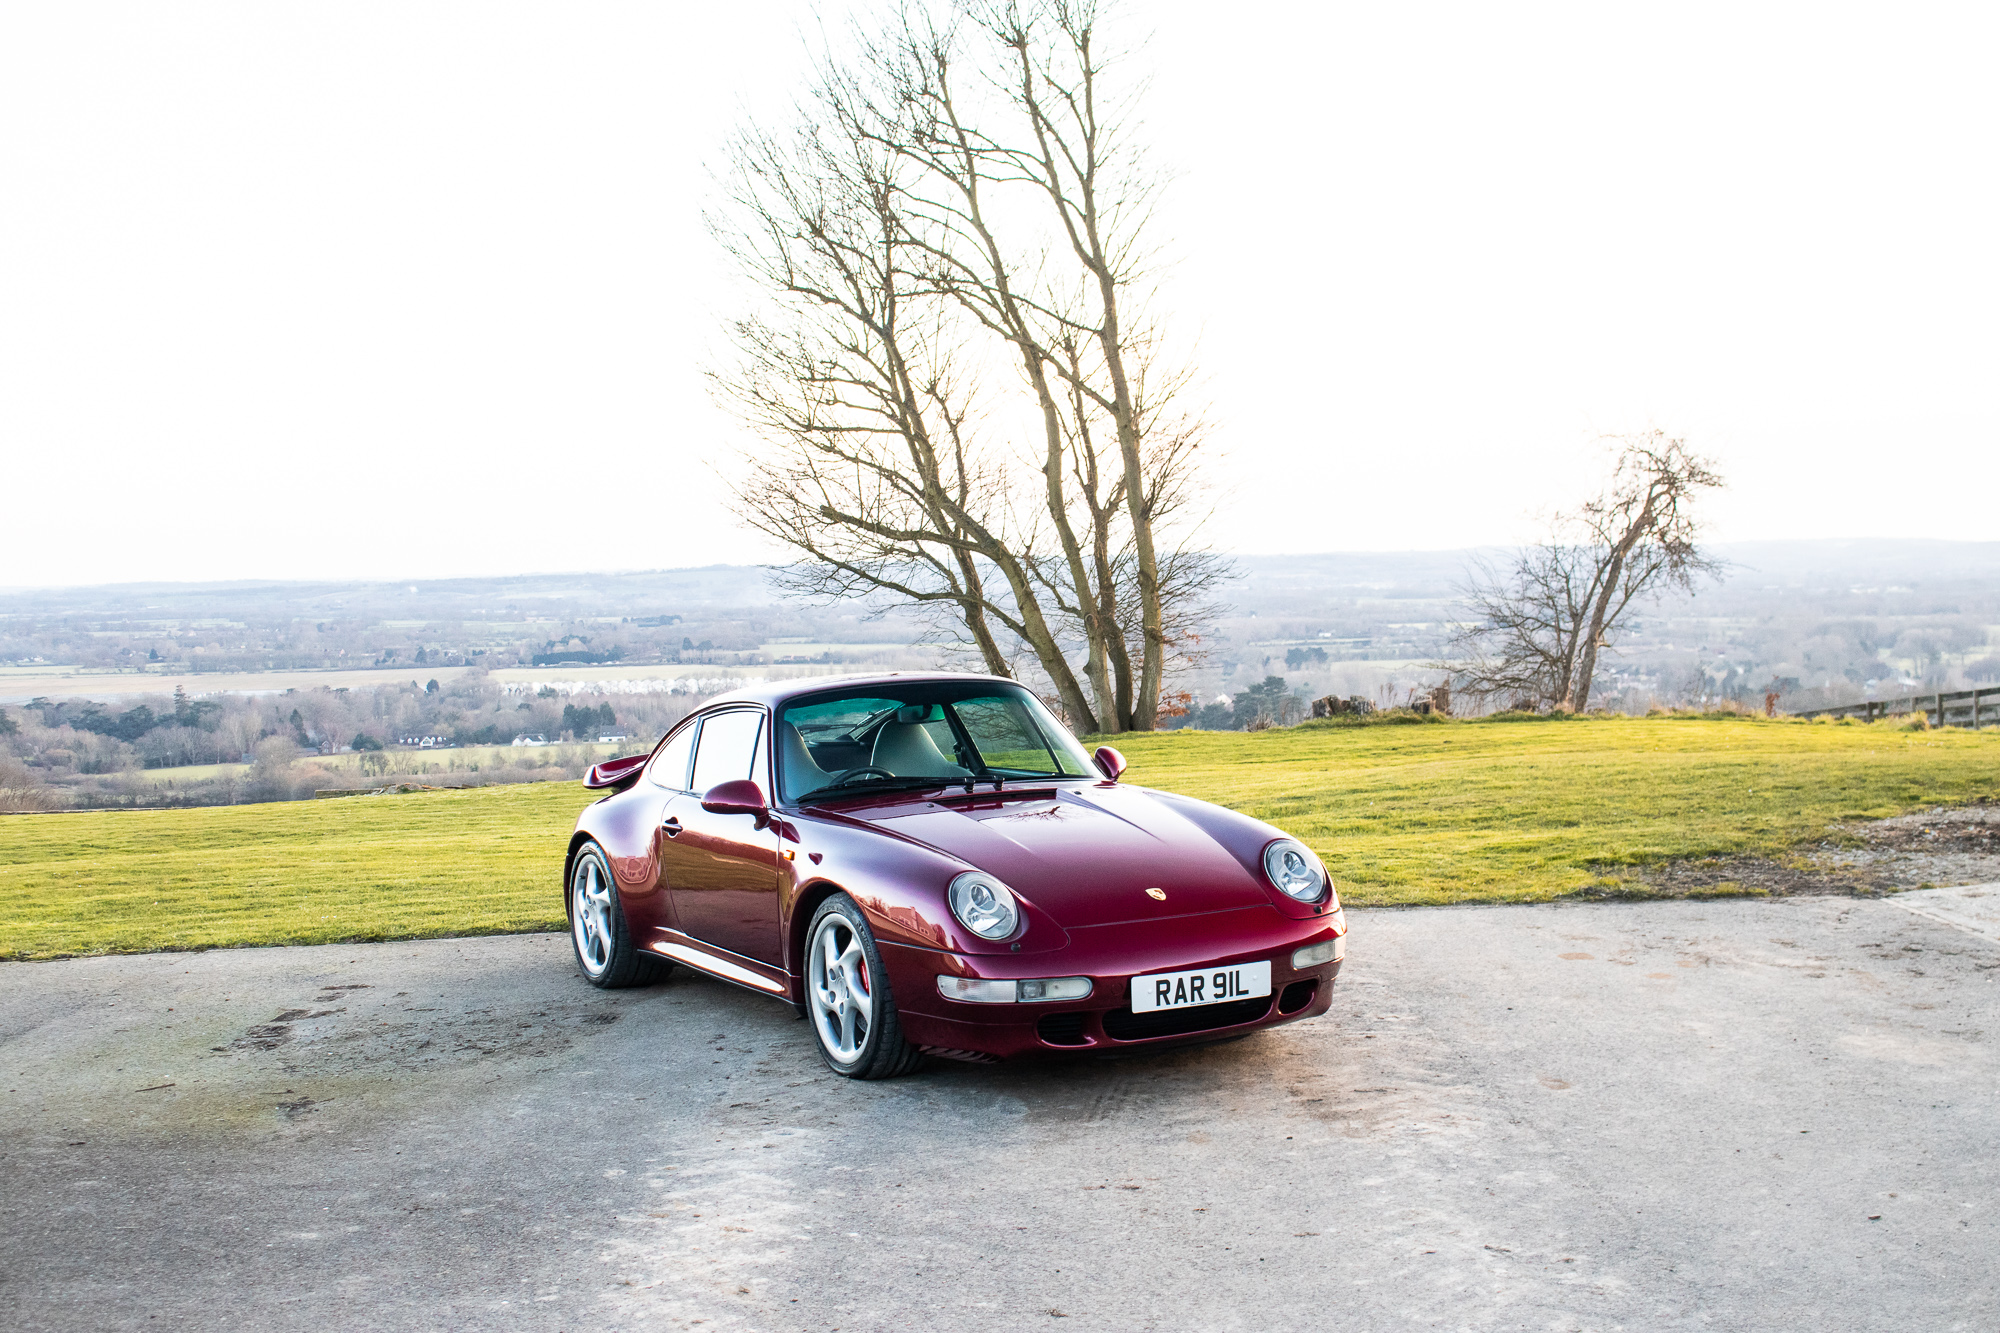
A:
[0,673,701,811]
[26,687,222,743]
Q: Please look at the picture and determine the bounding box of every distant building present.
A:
[595,733,628,744]
[512,733,549,747]
[397,734,452,748]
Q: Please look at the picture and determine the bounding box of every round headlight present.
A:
[1263,839,1327,902]
[948,871,1020,940]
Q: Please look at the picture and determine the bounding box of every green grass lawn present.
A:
[1,715,1994,959]
[0,784,590,960]
[1110,714,1996,907]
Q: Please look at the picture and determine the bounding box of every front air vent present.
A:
[1101,995,1271,1041]
[1278,980,1318,1014]
[1036,1012,1090,1046]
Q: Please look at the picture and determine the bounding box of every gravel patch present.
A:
[1586,800,2000,899]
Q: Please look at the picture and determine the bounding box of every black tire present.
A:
[803,894,924,1080]
[568,841,673,989]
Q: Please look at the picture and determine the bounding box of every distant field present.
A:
[127,741,635,789]
[751,642,922,659]
[288,741,630,785]
[0,664,473,704]
[135,761,250,785]
[0,660,862,704]
[1,715,1994,959]
[488,664,853,688]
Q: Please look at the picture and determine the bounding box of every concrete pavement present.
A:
[3,894,1996,1331]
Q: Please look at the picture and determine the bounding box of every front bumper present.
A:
[881,904,1346,1061]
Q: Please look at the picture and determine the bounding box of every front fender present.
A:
[777,810,1071,964]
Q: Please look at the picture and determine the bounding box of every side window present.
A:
[689,709,764,795]
[648,721,698,791]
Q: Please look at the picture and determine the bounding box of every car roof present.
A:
[698,670,1020,712]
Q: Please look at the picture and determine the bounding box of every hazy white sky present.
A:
[3,2,1994,588]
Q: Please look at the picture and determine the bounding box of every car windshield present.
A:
[776,681,1095,802]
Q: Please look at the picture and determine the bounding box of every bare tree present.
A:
[711,80,1103,728]
[1446,433,1724,713]
[710,0,1215,732]
[1447,543,1597,712]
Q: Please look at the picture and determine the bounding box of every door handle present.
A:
[662,817,682,838]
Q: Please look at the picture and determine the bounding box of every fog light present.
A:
[1292,940,1339,968]
[937,976,1016,1003]
[1016,976,1092,1003]
[937,975,1095,1003]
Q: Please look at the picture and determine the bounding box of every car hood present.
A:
[867,784,1270,928]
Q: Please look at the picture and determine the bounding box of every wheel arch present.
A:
[562,831,600,924]
[787,877,854,1005]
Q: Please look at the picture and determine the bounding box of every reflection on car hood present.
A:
[869,785,1267,928]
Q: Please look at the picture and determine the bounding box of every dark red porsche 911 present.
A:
[564,672,1346,1078]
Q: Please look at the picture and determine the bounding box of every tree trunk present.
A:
[1091,511,1136,731]
[984,544,1099,733]
[1030,361,1120,732]
[1092,274,1163,729]
[950,546,1012,677]
[1570,529,1643,712]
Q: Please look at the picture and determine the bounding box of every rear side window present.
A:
[689,709,764,794]
[649,721,697,791]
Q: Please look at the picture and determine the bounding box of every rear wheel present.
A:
[805,895,923,1079]
[568,842,672,988]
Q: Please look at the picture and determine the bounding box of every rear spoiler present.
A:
[584,752,649,792]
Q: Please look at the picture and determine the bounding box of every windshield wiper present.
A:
[795,774,950,803]
[934,704,1002,794]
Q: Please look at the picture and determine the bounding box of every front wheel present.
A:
[805,895,923,1079]
[569,841,672,988]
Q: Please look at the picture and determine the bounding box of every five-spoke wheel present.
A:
[803,895,922,1078]
[809,911,875,1062]
[567,841,672,989]
[572,855,615,979]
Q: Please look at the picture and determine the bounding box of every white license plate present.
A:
[1130,960,1272,1014]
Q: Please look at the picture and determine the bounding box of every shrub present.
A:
[1294,708,1448,730]
[0,756,64,812]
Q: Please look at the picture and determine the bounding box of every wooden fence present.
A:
[1794,686,2000,728]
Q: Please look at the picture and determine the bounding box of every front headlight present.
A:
[1263,838,1328,902]
[948,870,1020,939]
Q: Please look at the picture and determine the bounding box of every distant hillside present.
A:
[0,565,792,621]
[3,540,1995,715]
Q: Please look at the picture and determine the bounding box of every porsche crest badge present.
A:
[1145,887,1167,901]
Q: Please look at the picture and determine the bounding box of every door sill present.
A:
[649,934,790,998]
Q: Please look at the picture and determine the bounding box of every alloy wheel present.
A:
[808,912,874,1065]
[572,856,614,978]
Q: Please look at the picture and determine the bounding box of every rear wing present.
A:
[583,752,649,792]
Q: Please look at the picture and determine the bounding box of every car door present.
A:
[659,707,782,965]
[625,717,701,942]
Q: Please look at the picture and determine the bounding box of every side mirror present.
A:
[1092,746,1127,781]
[701,778,770,825]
